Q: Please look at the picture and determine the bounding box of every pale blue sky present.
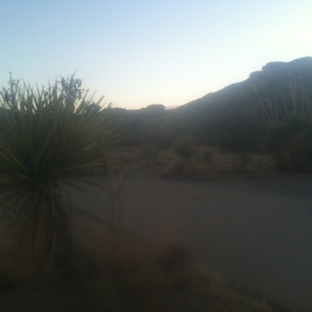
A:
[1,0,311,109]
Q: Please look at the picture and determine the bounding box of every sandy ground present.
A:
[63,170,312,312]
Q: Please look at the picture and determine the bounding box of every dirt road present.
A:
[65,171,312,312]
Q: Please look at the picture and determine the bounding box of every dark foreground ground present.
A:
[65,170,312,312]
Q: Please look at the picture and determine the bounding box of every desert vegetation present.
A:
[0,75,117,273]
[110,140,274,178]
[254,71,312,172]
[2,57,311,311]
[106,57,312,174]
[0,75,287,311]
[166,137,200,177]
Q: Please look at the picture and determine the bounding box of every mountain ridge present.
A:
[110,56,312,150]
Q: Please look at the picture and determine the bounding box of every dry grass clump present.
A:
[162,137,201,177]
[0,209,278,311]
[163,158,201,177]
[161,144,274,177]
[106,145,163,172]
[206,150,274,175]
[107,143,274,178]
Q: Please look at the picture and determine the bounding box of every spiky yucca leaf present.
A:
[0,76,116,271]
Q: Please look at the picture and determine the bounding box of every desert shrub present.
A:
[201,147,213,164]
[254,73,312,172]
[173,137,197,160]
[266,115,312,171]
[163,137,205,177]
[164,158,200,177]
[138,144,160,168]
[240,153,250,166]
[161,137,200,176]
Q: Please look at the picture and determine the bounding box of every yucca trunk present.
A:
[16,181,69,272]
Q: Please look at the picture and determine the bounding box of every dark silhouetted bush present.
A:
[266,115,312,172]
[173,137,197,160]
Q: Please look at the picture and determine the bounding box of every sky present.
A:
[1,0,311,110]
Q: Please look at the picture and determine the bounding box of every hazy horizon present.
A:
[1,0,311,109]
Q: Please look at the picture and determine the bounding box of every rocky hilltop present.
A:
[110,56,312,151]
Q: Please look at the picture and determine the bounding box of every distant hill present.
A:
[110,56,312,151]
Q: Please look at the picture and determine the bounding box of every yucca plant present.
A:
[0,75,116,273]
[265,114,312,172]
[253,73,312,172]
